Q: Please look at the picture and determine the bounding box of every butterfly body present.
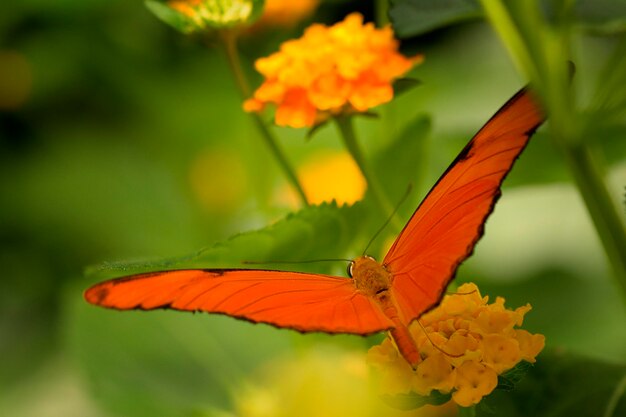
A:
[350,255,421,366]
[85,87,544,367]
[351,255,392,297]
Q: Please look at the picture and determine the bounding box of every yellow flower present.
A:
[244,13,422,128]
[412,354,455,395]
[451,361,499,407]
[278,151,366,207]
[368,282,545,408]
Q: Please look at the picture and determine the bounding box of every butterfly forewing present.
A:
[85,269,394,334]
[383,88,544,323]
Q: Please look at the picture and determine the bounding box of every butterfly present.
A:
[85,87,544,367]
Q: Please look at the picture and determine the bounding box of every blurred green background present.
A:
[1,1,625,416]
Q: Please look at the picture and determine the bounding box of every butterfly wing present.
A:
[383,88,544,323]
[84,269,394,334]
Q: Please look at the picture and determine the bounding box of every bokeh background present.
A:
[1,1,625,416]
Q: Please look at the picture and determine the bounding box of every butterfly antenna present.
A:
[363,184,413,256]
[415,320,463,359]
[242,259,352,265]
[445,289,478,296]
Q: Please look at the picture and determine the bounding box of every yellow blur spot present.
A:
[280,151,366,207]
[233,347,453,417]
[0,50,32,110]
[189,147,248,213]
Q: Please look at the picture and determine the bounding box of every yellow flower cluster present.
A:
[368,283,545,408]
[244,13,422,128]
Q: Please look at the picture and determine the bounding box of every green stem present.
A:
[375,0,389,27]
[334,116,396,221]
[220,30,309,206]
[604,373,626,417]
[479,0,541,88]
[458,405,476,417]
[560,144,626,300]
[374,0,396,141]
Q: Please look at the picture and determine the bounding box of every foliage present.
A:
[481,351,626,416]
[88,201,367,277]
[390,0,626,38]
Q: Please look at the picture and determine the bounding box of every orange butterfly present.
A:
[85,87,544,367]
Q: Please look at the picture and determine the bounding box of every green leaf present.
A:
[372,113,431,214]
[496,360,534,391]
[87,202,367,279]
[482,350,626,417]
[390,0,626,37]
[389,0,482,38]
[381,390,451,410]
[573,0,626,33]
[392,77,422,97]
[306,119,330,141]
[145,0,199,34]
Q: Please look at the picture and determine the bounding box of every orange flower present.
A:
[168,0,202,19]
[258,0,319,27]
[244,13,422,128]
[368,283,545,408]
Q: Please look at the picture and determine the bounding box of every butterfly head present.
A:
[349,255,392,298]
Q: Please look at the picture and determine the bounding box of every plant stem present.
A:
[375,0,389,26]
[220,30,309,206]
[560,143,626,299]
[458,405,476,417]
[334,116,396,221]
[604,373,626,417]
[478,0,541,87]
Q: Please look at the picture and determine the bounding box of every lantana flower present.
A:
[368,283,545,408]
[243,13,423,128]
[150,0,264,33]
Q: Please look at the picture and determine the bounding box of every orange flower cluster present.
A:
[244,13,422,128]
[368,283,545,408]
